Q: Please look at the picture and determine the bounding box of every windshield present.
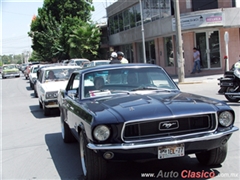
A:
[76,60,88,66]
[83,67,178,98]
[95,61,110,66]
[45,68,80,82]
[3,65,16,70]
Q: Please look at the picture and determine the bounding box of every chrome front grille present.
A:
[123,114,217,142]
[6,71,18,74]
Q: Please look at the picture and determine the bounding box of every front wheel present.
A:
[196,143,228,166]
[43,103,50,116]
[225,87,240,102]
[79,131,107,180]
[61,109,75,143]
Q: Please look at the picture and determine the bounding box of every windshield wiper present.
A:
[130,86,159,91]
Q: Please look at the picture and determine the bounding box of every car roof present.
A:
[91,60,110,62]
[71,58,89,61]
[77,63,162,73]
[41,65,81,71]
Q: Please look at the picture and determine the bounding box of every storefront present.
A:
[106,0,240,76]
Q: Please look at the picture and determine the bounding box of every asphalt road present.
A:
[1,74,239,180]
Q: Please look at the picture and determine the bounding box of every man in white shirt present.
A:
[117,51,129,63]
[191,47,201,74]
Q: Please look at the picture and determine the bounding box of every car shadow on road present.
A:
[29,105,60,119]
[26,86,32,91]
[45,133,82,180]
[45,133,221,180]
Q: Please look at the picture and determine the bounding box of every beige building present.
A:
[105,0,240,76]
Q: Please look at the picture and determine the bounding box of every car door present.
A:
[36,70,44,102]
[63,72,81,137]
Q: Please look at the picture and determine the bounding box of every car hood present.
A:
[85,91,226,123]
[3,68,19,72]
[42,81,68,92]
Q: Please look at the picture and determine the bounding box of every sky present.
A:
[0,0,117,56]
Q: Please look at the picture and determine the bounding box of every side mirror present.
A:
[67,89,77,99]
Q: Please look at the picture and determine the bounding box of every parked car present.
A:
[2,64,20,79]
[29,64,42,89]
[36,65,81,116]
[67,58,90,67]
[0,66,2,74]
[58,63,238,179]
[82,61,91,68]
[89,60,110,67]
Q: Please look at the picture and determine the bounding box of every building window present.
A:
[123,9,130,30]
[108,17,114,35]
[130,6,136,28]
[135,3,141,27]
[192,0,218,11]
[108,0,172,35]
[164,36,174,66]
[146,40,156,64]
[119,12,124,32]
[114,14,119,33]
[143,0,152,23]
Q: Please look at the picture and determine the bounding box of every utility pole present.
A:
[139,0,147,63]
[174,0,185,83]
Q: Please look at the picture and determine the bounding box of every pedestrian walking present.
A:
[191,47,201,74]
[109,52,121,64]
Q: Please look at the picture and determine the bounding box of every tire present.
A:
[34,88,38,98]
[61,110,75,143]
[79,131,107,180]
[39,101,43,109]
[30,82,33,89]
[196,143,228,166]
[43,103,51,116]
[225,87,240,102]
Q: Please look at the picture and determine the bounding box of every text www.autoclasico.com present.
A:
[141,170,239,178]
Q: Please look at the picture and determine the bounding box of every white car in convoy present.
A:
[29,64,41,89]
[67,58,90,67]
[36,65,81,116]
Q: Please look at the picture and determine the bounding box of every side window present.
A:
[66,73,80,91]
[38,71,44,83]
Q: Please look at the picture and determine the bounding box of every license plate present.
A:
[158,144,184,159]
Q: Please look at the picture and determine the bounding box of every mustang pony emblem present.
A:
[159,121,179,130]
[129,107,135,111]
[162,122,176,128]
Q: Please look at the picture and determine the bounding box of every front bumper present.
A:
[87,126,238,160]
[2,73,20,77]
[43,100,59,108]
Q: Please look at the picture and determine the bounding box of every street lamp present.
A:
[139,0,147,63]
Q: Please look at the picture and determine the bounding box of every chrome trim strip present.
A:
[121,112,218,143]
[87,126,238,150]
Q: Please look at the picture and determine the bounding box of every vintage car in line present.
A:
[2,64,20,79]
[58,64,239,180]
[36,65,81,116]
[29,64,42,89]
[67,58,90,67]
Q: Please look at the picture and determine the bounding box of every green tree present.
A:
[68,19,101,59]
[28,0,101,62]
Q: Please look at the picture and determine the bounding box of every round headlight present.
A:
[219,111,233,127]
[93,125,110,141]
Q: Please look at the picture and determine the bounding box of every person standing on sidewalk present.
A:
[117,51,129,63]
[191,47,201,74]
[109,52,121,64]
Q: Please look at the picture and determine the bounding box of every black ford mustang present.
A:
[58,63,238,180]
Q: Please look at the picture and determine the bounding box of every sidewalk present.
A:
[172,74,223,84]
